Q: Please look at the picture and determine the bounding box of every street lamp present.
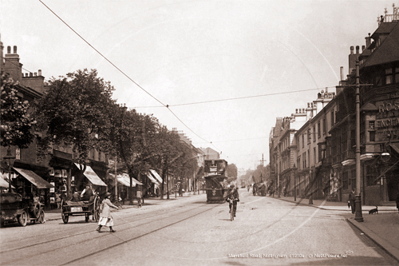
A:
[4,146,16,191]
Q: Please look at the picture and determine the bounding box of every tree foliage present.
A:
[0,74,36,149]
[35,69,115,163]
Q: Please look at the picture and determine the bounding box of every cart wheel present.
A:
[18,211,28,227]
[61,212,69,224]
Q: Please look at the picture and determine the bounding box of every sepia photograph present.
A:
[1,0,398,265]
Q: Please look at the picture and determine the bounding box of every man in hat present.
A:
[81,184,94,201]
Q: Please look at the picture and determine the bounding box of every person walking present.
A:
[349,188,356,214]
[96,192,119,233]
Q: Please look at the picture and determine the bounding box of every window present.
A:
[314,147,316,164]
[318,122,321,138]
[395,67,399,83]
[369,121,375,130]
[343,171,348,190]
[302,134,304,148]
[313,125,316,142]
[307,128,311,144]
[385,68,393,85]
[323,118,326,135]
[369,131,376,142]
[331,111,334,127]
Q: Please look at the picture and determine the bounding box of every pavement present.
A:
[273,195,399,263]
[43,191,399,263]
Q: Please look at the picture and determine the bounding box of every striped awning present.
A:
[75,164,107,187]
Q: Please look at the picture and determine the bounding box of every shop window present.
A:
[366,165,378,186]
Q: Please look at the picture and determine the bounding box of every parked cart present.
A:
[60,193,100,224]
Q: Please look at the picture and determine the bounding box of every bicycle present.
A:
[228,198,239,221]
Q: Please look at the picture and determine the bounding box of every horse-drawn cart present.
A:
[60,194,100,224]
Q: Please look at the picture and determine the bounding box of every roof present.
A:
[362,22,399,68]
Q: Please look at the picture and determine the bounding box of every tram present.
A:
[204,159,228,203]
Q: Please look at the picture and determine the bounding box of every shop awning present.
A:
[13,167,53,189]
[75,164,107,187]
[389,143,399,155]
[150,170,163,184]
[0,174,14,189]
[110,173,143,187]
[147,172,160,185]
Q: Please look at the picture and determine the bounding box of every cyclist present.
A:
[225,185,239,218]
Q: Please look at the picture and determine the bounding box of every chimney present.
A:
[340,66,344,81]
[348,46,358,74]
[365,33,371,48]
[4,45,22,82]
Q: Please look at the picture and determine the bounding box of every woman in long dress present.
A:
[96,192,119,232]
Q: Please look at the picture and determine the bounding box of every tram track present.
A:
[1,202,221,266]
[0,202,191,250]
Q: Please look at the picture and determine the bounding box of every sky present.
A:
[0,0,395,173]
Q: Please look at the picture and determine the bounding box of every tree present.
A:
[226,163,238,180]
[1,74,36,150]
[35,69,115,165]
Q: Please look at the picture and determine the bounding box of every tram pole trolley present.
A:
[0,192,46,227]
[61,193,100,224]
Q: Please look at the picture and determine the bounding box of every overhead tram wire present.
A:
[130,86,336,109]
[38,0,220,152]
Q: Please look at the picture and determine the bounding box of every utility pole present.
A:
[259,153,266,167]
[355,60,364,222]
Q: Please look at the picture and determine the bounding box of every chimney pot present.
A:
[34,72,37,76]
[29,72,33,77]
[362,45,365,51]
[13,46,17,54]
[7,46,11,53]
[340,66,344,81]
[356,45,359,54]
[38,69,42,76]
[350,46,354,54]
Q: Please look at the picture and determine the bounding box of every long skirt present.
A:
[98,217,114,227]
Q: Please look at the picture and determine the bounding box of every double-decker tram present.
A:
[204,159,228,203]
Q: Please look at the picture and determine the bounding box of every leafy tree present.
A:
[226,163,238,180]
[35,69,115,165]
[0,74,36,150]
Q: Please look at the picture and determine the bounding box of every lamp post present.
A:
[4,146,16,191]
[355,60,364,222]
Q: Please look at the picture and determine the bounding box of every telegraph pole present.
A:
[355,60,364,222]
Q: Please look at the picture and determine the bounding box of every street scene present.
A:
[1,1,399,266]
[0,190,398,266]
